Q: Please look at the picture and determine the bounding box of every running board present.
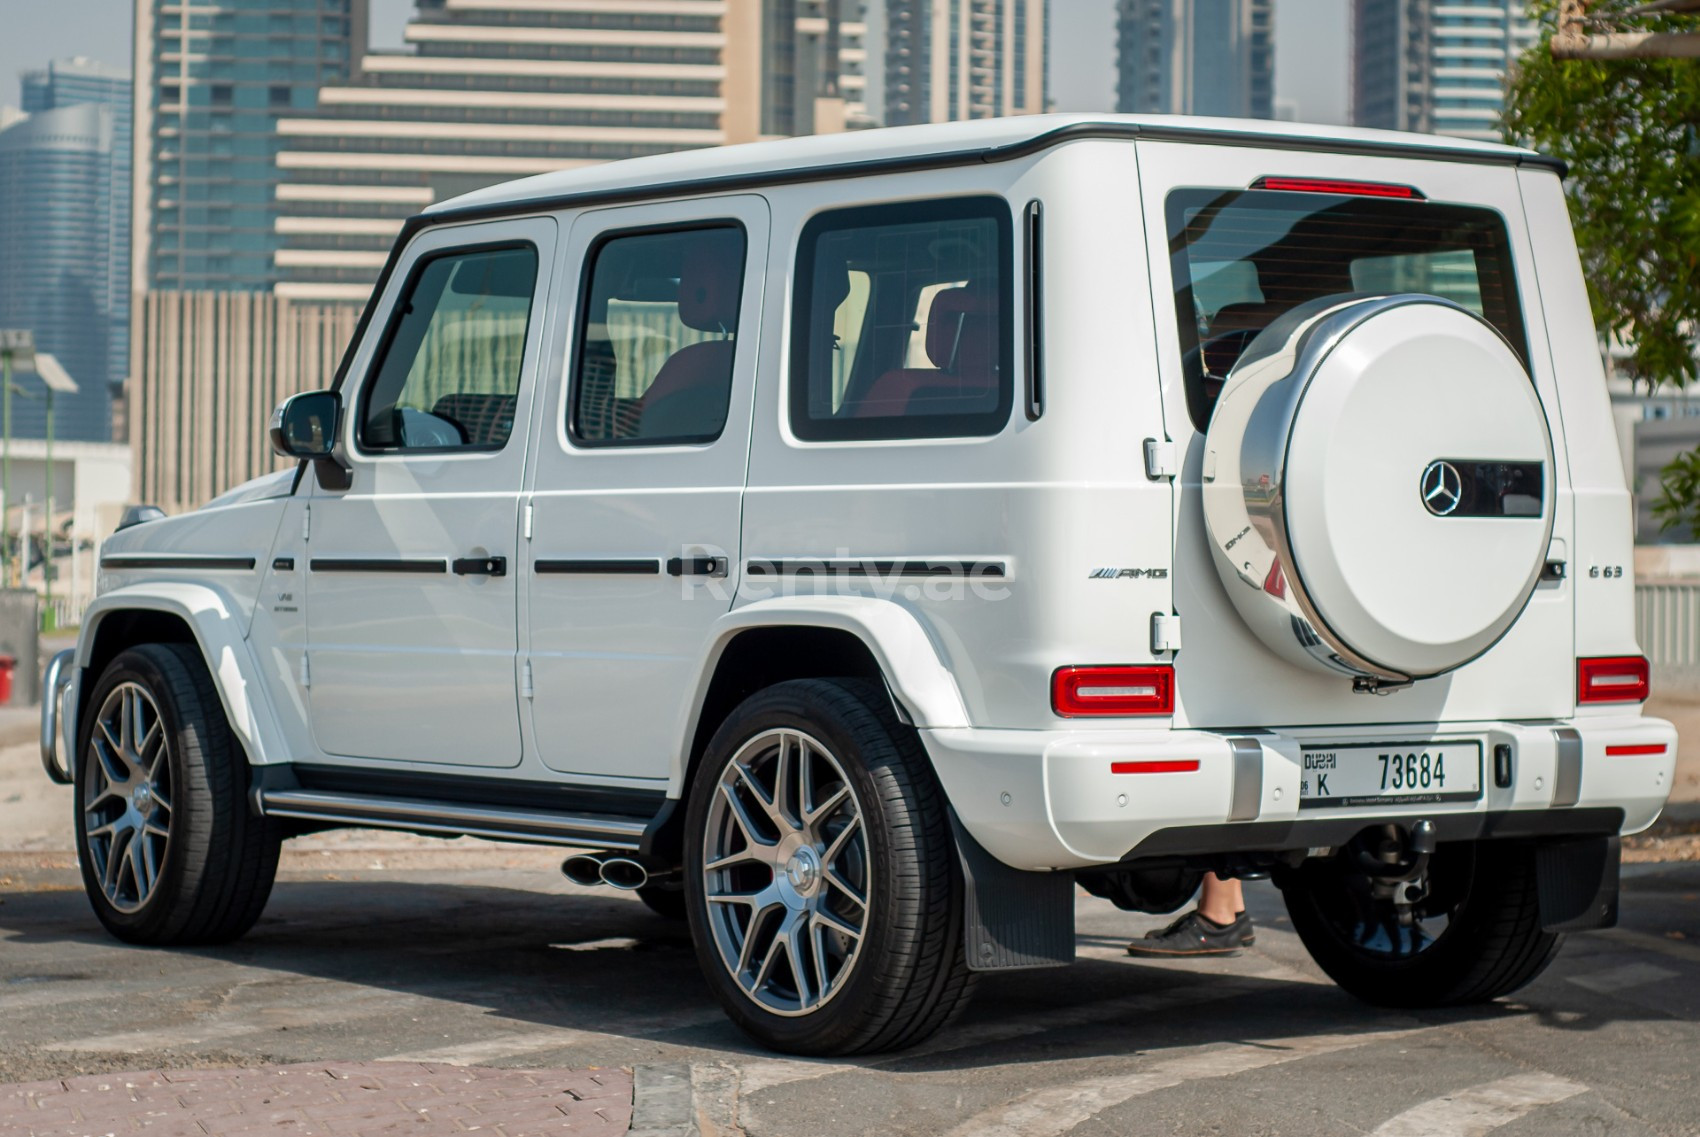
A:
[255,788,649,850]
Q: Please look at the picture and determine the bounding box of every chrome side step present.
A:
[255,788,649,849]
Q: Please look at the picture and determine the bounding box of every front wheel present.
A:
[74,643,282,946]
[684,679,975,1055]
[1280,838,1560,1007]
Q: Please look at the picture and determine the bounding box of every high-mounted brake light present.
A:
[1052,665,1174,717]
[1577,656,1650,704]
[1250,176,1425,200]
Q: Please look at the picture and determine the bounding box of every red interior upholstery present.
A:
[638,237,742,437]
[855,287,998,418]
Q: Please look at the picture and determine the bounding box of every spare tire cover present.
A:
[1201,294,1554,683]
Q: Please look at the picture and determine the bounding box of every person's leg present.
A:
[1195,873,1243,925]
[1125,873,1255,957]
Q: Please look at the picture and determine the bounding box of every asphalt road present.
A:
[4,831,1700,1136]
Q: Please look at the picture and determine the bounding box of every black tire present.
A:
[684,678,976,1055]
[73,643,283,946]
[1280,839,1561,1007]
[636,884,687,921]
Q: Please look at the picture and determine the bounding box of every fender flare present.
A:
[77,584,287,768]
[668,595,970,794]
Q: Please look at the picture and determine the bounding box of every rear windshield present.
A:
[1166,188,1529,432]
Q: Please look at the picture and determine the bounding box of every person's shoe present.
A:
[1125,910,1255,958]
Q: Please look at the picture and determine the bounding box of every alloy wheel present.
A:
[81,682,173,913]
[701,729,870,1017]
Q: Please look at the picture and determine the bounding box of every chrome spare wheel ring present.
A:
[81,683,173,913]
[703,728,869,1017]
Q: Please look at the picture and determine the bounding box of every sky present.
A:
[1,0,1351,125]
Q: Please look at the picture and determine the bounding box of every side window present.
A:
[359,244,538,452]
[791,197,1013,442]
[570,224,746,446]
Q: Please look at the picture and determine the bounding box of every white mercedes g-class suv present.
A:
[42,115,1676,1056]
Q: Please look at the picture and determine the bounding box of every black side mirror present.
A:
[269,390,351,490]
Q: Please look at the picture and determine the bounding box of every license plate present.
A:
[1299,741,1483,809]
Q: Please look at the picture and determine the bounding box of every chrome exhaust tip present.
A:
[599,857,649,890]
[561,853,610,887]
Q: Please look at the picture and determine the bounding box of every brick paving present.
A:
[0,1062,633,1137]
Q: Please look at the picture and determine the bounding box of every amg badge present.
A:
[1089,567,1169,579]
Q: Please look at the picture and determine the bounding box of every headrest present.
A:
[925,287,997,373]
[678,231,743,333]
[1207,301,1288,336]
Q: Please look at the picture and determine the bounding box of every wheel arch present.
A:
[644,598,970,863]
[75,585,287,770]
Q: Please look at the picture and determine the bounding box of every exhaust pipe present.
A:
[562,852,611,887]
[599,857,649,890]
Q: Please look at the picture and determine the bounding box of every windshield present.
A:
[1166,188,1529,431]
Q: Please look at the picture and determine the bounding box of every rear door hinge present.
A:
[521,659,534,700]
[299,653,311,689]
[1144,438,1178,481]
[523,501,534,541]
[301,504,311,541]
[1150,612,1183,654]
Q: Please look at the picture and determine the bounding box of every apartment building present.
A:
[270,0,869,301]
[1115,0,1274,120]
[883,0,1049,126]
[1352,0,1536,141]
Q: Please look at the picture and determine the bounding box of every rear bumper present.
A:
[921,714,1676,871]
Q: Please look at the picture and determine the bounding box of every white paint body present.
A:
[84,115,1674,870]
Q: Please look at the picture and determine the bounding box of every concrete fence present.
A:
[1638,578,1700,698]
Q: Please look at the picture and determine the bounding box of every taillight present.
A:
[1052,665,1174,717]
[1577,656,1650,704]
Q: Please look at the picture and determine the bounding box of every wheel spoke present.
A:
[780,915,811,1007]
[804,784,849,828]
[813,905,863,941]
[85,819,119,841]
[823,866,866,909]
[822,814,862,865]
[773,733,798,829]
[808,915,832,999]
[91,732,127,787]
[705,846,763,873]
[135,833,159,899]
[736,760,786,832]
[143,820,170,839]
[718,781,776,852]
[104,826,131,893]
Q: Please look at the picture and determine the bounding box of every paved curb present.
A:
[629,1063,699,1137]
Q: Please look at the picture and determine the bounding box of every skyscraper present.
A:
[0,101,126,441]
[1115,0,1274,119]
[1351,0,1536,141]
[883,0,1049,126]
[271,0,870,301]
[131,0,366,294]
[16,57,132,436]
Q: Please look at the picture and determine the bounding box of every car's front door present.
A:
[304,216,557,768]
[523,196,767,782]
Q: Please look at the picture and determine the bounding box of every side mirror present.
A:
[269,390,352,491]
[269,390,341,459]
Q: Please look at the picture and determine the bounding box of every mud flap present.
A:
[1536,835,1620,933]
[949,812,1074,970]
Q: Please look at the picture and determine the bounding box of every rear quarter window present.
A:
[1166,188,1529,432]
[790,196,1014,442]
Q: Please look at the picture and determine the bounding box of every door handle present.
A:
[667,555,727,578]
[453,555,507,577]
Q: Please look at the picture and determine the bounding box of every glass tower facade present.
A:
[0,100,126,440]
[134,0,365,292]
[1352,0,1536,141]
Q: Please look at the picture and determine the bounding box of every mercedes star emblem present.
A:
[1421,460,1464,516]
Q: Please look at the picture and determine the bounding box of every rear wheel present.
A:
[1280,839,1560,1007]
[684,678,975,1055]
[74,644,282,946]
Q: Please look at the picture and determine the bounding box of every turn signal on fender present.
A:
[1052,665,1175,717]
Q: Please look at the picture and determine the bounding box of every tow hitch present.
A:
[1349,819,1436,927]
